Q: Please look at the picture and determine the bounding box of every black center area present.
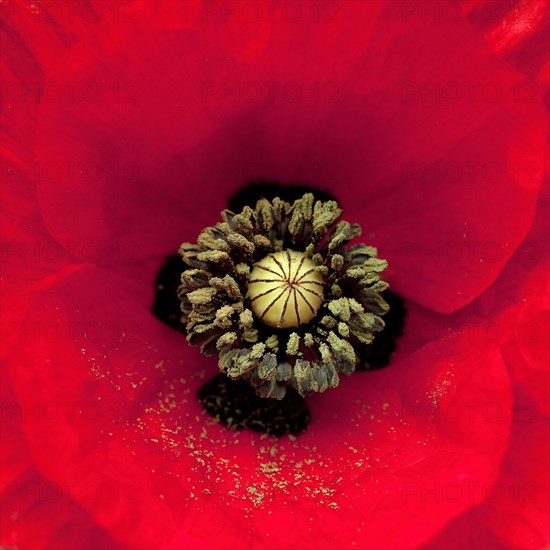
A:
[198,374,311,437]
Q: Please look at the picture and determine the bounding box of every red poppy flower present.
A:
[2,1,548,548]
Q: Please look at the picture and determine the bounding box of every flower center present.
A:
[247,250,324,329]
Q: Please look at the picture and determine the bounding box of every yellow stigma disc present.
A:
[247,250,324,329]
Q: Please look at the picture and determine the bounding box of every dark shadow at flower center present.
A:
[227,180,338,212]
[198,374,310,437]
[356,290,406,371]
[152,181,406,437]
